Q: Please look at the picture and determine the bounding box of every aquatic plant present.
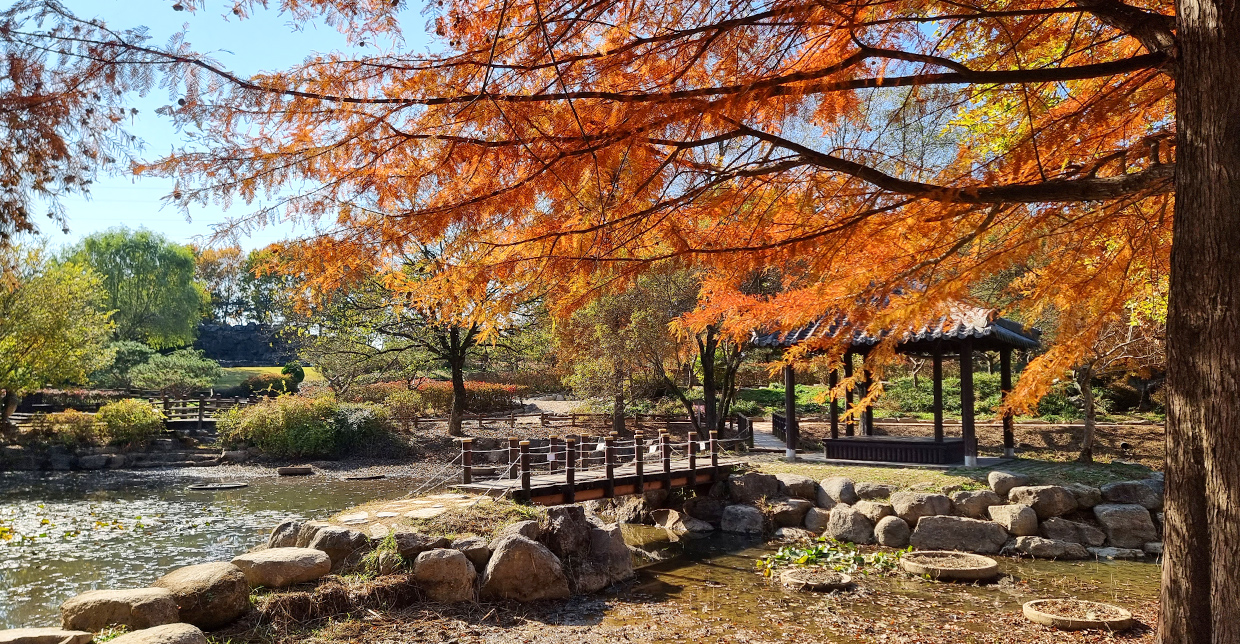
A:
[757,537,908,577]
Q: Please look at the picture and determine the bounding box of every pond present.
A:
[0,470,418,629]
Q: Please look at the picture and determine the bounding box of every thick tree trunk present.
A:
[612,392,625,435]
[1076,366,1096,464]
[447,327,466,438]
[1,390,16,432]
[1162,3,1240,641]
[698,327,719,434]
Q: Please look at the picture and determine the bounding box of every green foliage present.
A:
[0,246,115,398]
[243,372,298,395]
[217,396,398,458]
[129,349,222,397]
[96,399,165,447]
[27,410,100,447]
[281,362,306,385]
[91,340,157,388]
[68,228,209,349]
[756,537,908,577]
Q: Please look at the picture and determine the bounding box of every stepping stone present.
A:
[0,628,92,644]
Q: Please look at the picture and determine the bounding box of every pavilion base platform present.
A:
[795,452,1014,470]
[822,436,967,465]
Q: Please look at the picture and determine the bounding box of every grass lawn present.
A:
[215,366,323,389]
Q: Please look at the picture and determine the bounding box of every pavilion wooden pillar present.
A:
[828,368,840,440]
[1000,347,1015,458]
[932,343,944,443]
[960,339,977,466]
[783,363,798,461]
[861,354,875,436]
[843,353,855,436]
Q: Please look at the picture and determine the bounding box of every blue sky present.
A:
[49,0,431,252]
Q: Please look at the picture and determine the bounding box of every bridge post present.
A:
[461,438,473,484]
[549,436,559,473]
[508,437,520,479]
[604,435,615,498]
[709,430,719,474]
[197,396,205,432]
[519,440,531,503]
[565,437,577,503]
[688,432,697,488]
[661,432,672,491]
[634,432,645,493]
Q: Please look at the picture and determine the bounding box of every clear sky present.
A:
[47,0,431,252]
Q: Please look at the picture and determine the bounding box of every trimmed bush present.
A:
[27,410,100,447]
[281,362,306,385]
[97,399,166,447]
[217,396,399,458]
[341,380,529,414]
[243,372,298,395]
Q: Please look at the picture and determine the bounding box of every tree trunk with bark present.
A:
[1162,2,1240,640]
[447,326,466,438]
[1,390,16,431]
[1075,365,1096,464]
[698,326,719,434]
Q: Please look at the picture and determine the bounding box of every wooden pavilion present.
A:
[752,306,1041,466]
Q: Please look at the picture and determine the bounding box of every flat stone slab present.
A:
[0,628,92,644]
[60,588,180,632]
[108,624,207,644]
[900,551,999,581]
[231,547,331,588]
[326,495,490,531]
[1023,599,1134,631]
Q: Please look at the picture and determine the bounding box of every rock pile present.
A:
[625,469,1165,561]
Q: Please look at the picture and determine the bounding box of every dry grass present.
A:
[399,497,544,540]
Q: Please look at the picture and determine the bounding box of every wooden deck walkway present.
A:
[458,456,746,506]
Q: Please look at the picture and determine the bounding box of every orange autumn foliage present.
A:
[119,0,1173,412]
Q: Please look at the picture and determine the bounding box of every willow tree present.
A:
[5,0,1237,640]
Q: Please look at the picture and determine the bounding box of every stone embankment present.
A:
[598,469,1165,561]
[0,440,257,471]
[0,501,632,644]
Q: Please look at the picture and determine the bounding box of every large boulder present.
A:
[572,522,635,594]
[1100,480,1163,510]
[613,490,668,524]
[728,473,779,504]
[767,498,814,528]
[950,490,1002,519]
[231,548,331,588]
[987,471,1030,497]
[0,629,91,644]
[651,509,714,533]
[890,492,953,527]
[853,501,895,524]
[1011,536,1089,560]
[1039,517,1106,547]
[106,625,205,644]
[1007,486,1078,520]
[720,505,765,534]
[479,535,571,602]
[307,526,370,568]
[683,496,728,524]
[855,482,898,500]
[774,473,818,501]
[450,536,491,570]
[1088,546,1146,560]
[413,549,477,603]
[909,516,1008,554]
[152,562,250,630]
[824,505,874,545]
[1065,483,1103,509]
[874,516,911,548]
[774,527,816,541]
[541,505,592,560]
[1093,503,1158,549]
[60,588,180,632]
[488,520,541,551]
[987,504,1038,536]
[267,520,303,549]
[820,477,860,505]
[803,507,830,534]
[814,486,837,510]
[293,521,330,548]
[394,530,450,560]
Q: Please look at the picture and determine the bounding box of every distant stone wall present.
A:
[193,323,296,367]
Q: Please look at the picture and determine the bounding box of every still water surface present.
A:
[0,470,415,629]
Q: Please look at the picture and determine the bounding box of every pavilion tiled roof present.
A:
[751,304,1040,353]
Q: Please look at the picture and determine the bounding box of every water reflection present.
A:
[0,470,415,629]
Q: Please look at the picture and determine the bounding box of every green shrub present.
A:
[243,372,298,395]
[27,410,100,447]
[384,390,424,430]
[97,399,165,447]
[129,349,222,397]
[281,362,306,385]
[217,396,399,458]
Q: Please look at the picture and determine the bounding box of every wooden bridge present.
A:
[455,430,746,506]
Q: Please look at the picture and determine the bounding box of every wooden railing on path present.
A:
[456,429,746,506]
